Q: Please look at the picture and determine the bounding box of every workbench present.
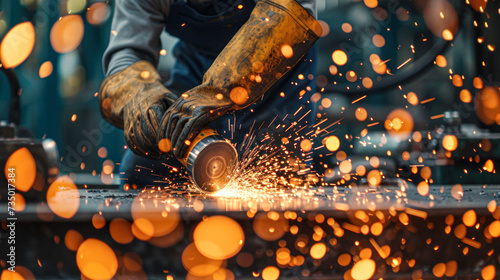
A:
[2,182,499,279]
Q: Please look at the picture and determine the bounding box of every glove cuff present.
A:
[201,0,322,112]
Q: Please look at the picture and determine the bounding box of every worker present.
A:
[98,0,322,188]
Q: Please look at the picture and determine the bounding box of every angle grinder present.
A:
[177,127,238,192]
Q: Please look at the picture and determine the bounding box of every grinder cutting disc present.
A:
[185,133,238,192]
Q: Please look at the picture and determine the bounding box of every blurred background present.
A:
[0,0,498,181]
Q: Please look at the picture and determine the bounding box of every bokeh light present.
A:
[193,216,244,260]
[262,266,280,280]
[131,195,180,239]
[109,218,134,244]
[65,229,84,251]
[230,87,249,105]
[76,238,118,280]
[384,109,414,140]
[86,2,110,25]
[475,87,500,125]
[332,50,348,66]
[46,176,80,219]
[462,209,477,227]
[310,243,327,259]
[351,259,376,280]
[39,61,53,78]
[0,22,35,68]
[253,212,288,241]
[423,0,459,40]
[182,243,223,277]
[50,15,84,53]
[324,135,340,152]
[4,147,36,192]
[442,135,458,151]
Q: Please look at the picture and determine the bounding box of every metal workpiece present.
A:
[3,184,500,279]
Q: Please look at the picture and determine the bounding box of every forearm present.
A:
[205,0,322,110]
[102,0,172,76]
[294,0,316,18]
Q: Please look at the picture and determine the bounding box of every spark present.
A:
[397,58,412,70]
[461,238,481,249]
[420,97,436,104]
[352,95,367,104]
[430,114,444,120]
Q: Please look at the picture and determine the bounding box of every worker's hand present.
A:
[158,0,322,158]
[122,86,176,158]
[159,86,234,158]
[99,61,177,159]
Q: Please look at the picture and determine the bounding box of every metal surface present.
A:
[1,184,499,279]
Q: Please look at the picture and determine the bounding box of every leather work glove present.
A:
[161,0,323,159]
[99,61,177,159]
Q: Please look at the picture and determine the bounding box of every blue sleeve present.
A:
[102,0,171,76]
[295,0,316,18]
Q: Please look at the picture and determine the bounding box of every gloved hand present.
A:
[160,85,243,158]
[99,61,177,159]
[160,0,322,159]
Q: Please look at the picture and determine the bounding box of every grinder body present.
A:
[178,127,238,192]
